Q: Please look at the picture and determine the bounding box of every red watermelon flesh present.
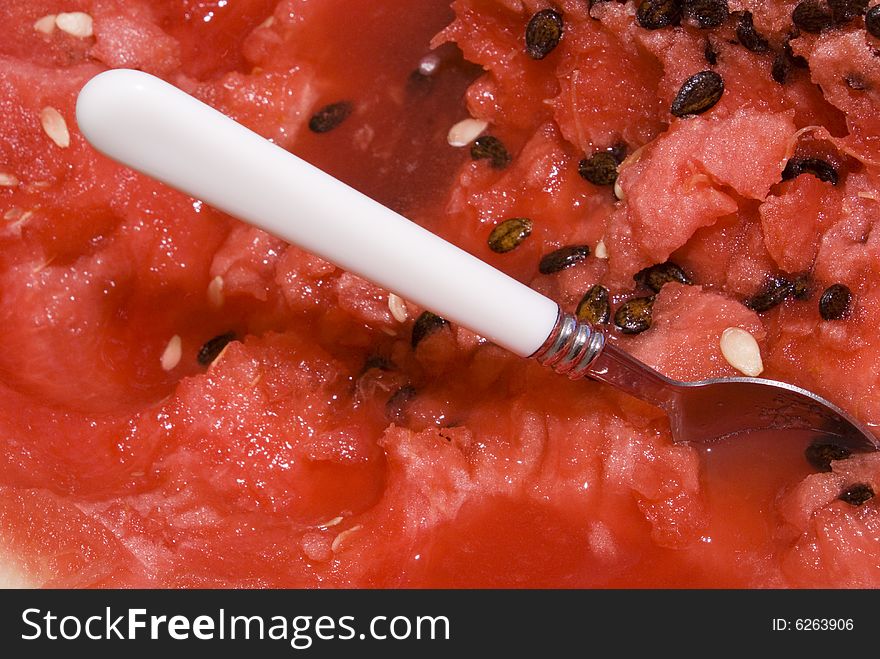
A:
[0,0,879,588]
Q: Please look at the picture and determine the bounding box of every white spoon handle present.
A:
[75,69,559,358]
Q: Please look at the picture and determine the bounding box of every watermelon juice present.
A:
[0,0,878,587]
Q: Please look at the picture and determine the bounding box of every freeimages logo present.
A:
[20,607,450,649]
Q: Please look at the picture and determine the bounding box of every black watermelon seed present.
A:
[197,332,236,366]
[744,276,795,312]
[734,11,770,52]
[838,482,875,506]
[634,261,692,292]
[781,157,840,185]
[576,284,612,325]
[792,1,834,33]
[488,217,533,253]
[819,283,852,320]
[538,245,591,274]
[578,151,620,186]
[471,135,512,169]
[805,441,851,471]
[867,5,880,38]
[772,51,792,84]
[525,9,564,60]
[671,70,724,117]
[386,384,417,423]
[828,0,868,24]
[308,101,353,133]
[704,38,719,65]
[636,0,683,29]
[614,296,655,334]
[683,0,728,28]
[411,311,449,348]
[792,273,812,300]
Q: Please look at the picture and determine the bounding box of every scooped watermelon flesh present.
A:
[1,0,879,587]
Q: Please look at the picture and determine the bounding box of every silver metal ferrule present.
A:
[530,308,605,379]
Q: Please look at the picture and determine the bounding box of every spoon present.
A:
[75,69,879,454]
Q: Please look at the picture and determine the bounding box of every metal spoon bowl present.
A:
[534,310,879,452]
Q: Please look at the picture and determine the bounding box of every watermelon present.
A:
[0,0,879,588]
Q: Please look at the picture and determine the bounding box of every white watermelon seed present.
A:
[720,327,763,377]
[55,12,94,38]
[40,107,70,148]
[388,293,408,323]
[33,15,57,35]
[160,335,183,371]
[207,275,225,309]
[331,525,363,553]
[317,516,344,529]
[447,118,488,148]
